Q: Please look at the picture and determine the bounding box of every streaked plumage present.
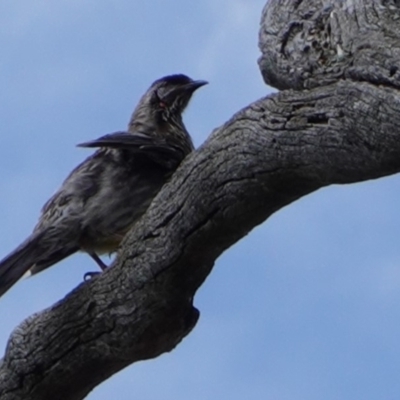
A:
[0,74,207,297]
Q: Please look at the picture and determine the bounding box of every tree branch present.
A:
[259,0,400,90]
[2,0,400,399]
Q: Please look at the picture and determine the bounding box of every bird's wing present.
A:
[78,131,153,148]
[77,131,186,169]
[38,151,103,225]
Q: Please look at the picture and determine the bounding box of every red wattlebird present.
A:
[0,74,207,297]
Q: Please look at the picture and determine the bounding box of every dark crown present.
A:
[153,74,192,86]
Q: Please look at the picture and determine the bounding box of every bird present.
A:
[0,74,207,297]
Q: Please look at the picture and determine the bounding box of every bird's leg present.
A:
[89,252,108,270]
[84,252,109,281]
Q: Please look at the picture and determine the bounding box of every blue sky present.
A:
[1,1,400,399]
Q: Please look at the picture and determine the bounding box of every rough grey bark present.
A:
[1,0,400,399]
[259,0,400,90]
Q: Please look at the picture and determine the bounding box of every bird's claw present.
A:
[84,271,101,281]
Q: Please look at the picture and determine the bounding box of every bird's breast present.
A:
[79,230,129,255]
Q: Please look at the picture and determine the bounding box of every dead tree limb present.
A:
[2,0,400,399]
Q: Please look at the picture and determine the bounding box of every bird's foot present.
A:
[84,252,110,280]
[84,271,101,281]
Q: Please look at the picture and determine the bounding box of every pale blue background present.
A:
[1,1,400,399]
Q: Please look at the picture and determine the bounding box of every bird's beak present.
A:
[165,80,208,102]
[185,80,208,92]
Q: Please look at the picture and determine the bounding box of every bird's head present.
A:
[129,74,207,132]
[150,74,208,119]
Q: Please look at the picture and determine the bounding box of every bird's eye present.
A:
[155,89,168,109]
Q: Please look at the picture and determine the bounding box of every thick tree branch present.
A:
[259,0,400,90]
[1,79,400,399]
[2,0,400,399]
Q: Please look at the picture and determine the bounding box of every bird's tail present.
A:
[0,227,79,297]
[0,230,78,298]
[0,232,47,297]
